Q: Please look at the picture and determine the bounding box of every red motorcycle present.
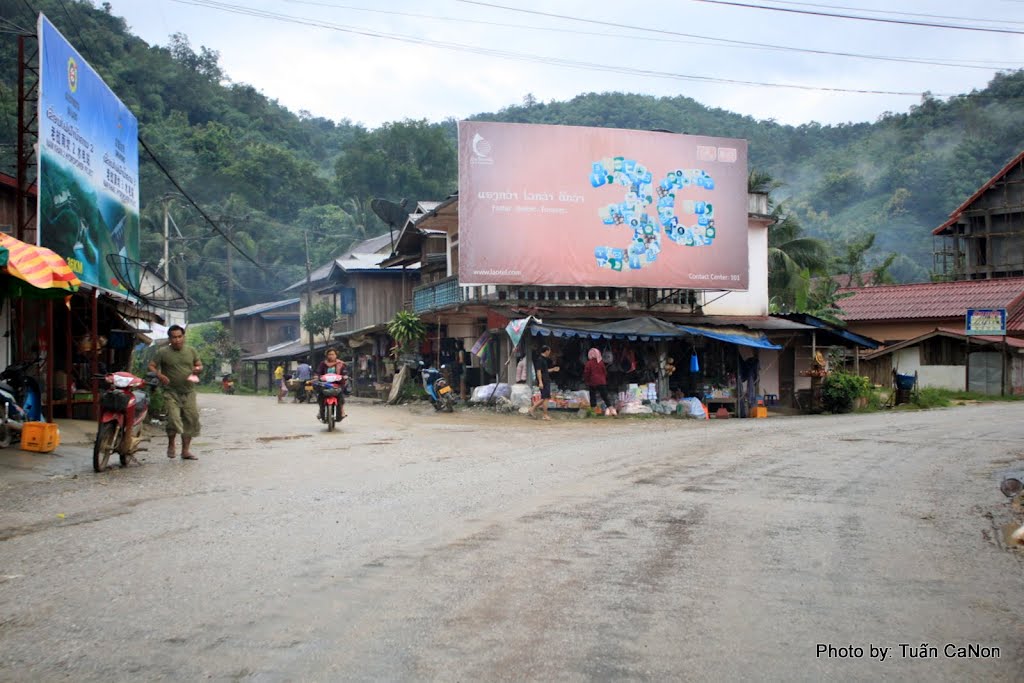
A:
[315,371,347,432]
[93,370,157,472]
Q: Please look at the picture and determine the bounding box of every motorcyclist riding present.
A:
[315,347,348,421]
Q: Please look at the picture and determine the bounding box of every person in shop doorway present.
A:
[527,345,559,421]
[583,347,613,415]
[149,324,202,461]
[453,341,467,401]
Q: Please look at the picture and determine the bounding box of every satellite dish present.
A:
[370,197,415,230]
[105,253,190,311]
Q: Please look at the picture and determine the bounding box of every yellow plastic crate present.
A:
[20,422,60,453]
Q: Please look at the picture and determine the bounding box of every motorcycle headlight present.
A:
[112,374,135,389]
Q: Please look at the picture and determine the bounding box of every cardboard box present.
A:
[20,422,60,453]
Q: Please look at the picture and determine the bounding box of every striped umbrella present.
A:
[0,234,81,298]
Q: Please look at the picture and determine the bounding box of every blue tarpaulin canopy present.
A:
[677,325,782,350]
[526,316,782,349]
[529,316,686,341]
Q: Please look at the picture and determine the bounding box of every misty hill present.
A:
[2,0,1023,319]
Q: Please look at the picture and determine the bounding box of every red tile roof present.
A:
[837,278,1024,327]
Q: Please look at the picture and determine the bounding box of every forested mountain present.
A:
[2,0,1023,320]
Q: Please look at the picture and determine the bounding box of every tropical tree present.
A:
[302,300,338,349]
[750,171,830,313]
[386,310,426,360]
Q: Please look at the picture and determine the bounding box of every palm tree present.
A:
[749,170,830,313]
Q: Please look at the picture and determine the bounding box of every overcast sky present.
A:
[99,0,1024,129]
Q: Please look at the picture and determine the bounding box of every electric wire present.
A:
[743,0,1024,26]
[171,0,959,97]
[457,0,1024,61]
[279,0,1021,68]
[691,0,1024,35]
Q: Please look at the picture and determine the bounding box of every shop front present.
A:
[513,316,783,417]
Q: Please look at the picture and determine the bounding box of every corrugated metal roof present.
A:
[836,278,1024,322]
[211,297,299,321]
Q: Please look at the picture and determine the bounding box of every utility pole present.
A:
[163,199,170,283]
[304,230,314,365]
[226,219,235,338]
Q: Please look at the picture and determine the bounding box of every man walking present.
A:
[150,324,202,460]
[527,345,559,421]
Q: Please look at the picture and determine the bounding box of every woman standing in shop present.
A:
[583,347,613,414]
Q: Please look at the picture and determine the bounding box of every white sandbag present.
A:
[510,383,534,408]
[470,383,512,403]
[619,403,653,415]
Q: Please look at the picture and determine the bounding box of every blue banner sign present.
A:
[37,13,139,293]
[966,308,1007,336]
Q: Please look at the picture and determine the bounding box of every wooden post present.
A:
[46,299,54,423]
[91,290,99,421]
[1003,334,1008,397]
[66,297,73,419]
[965,336,971,392]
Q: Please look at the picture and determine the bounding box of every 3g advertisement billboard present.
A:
[37,13,140,294]
[458,121,749,290]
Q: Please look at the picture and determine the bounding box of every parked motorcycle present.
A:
[420,363,455,413]
[287,377,315,403]
[1,359,42,418]
[314,371,347,432]
[0,380,30,448]
[93,370,158,472]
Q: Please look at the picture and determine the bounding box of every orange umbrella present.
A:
[0,234,81,296]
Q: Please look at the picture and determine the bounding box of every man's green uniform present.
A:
[154,344,201,437]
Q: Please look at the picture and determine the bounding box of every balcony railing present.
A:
[412,275,698,314]
[413,275,463,313]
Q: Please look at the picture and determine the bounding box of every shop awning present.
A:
[529,316,687,341]
[677,325,782,350]
[0,234,80,298]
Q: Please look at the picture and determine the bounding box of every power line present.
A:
[172,0,959,97]
[745,0,1024,27]
[452,1,1022,71]
[691,0,1024,35]
[275,0,1021,71]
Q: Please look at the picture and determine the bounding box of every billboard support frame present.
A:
[16,33,39,243]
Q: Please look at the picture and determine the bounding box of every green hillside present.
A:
[2,0,1023,319]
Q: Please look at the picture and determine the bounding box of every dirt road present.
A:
[1,394,1022,681]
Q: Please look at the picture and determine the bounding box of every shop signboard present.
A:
[36,13,140,294]
[458,121,748,290]
[966,308,1006,336]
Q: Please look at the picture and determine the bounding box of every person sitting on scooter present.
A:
[316,347,348,420]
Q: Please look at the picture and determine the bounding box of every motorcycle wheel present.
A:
[327,406,335,432]
[444,396,454,413]
[93,422,119,472]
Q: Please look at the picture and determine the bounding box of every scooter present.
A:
[421,363,455,413]
[1,359,42,417]
[0,359,43,448]
[0,382,29,448]
[314,372,347,432]
[287,377,316,403]
[93,370,158,472]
